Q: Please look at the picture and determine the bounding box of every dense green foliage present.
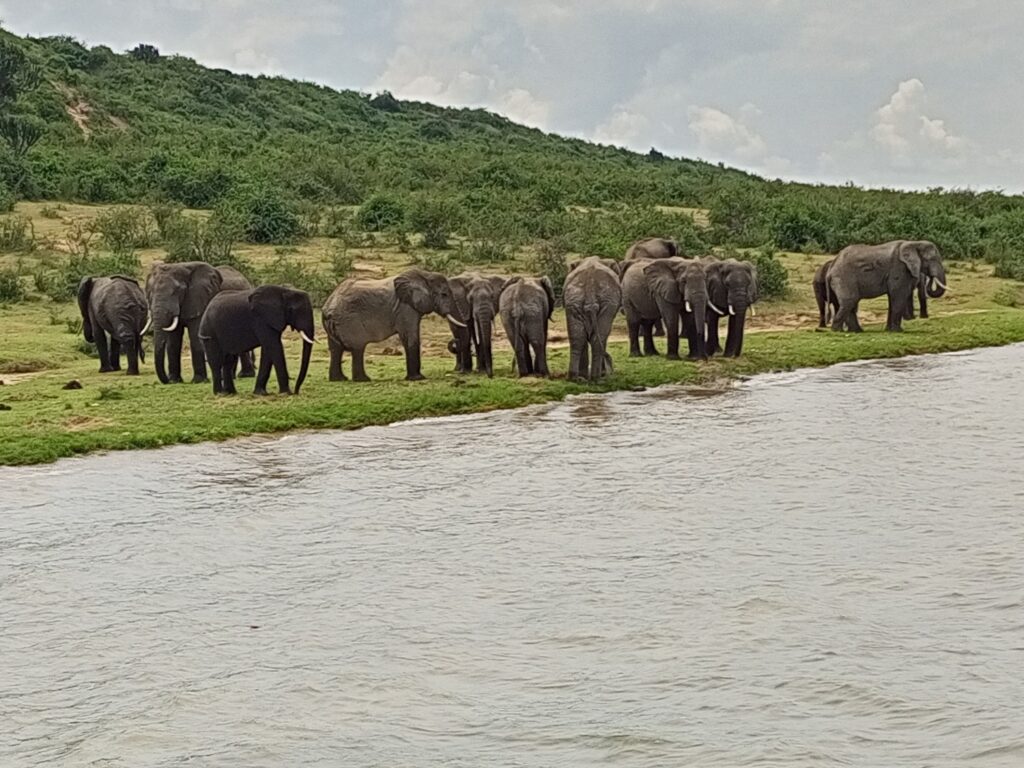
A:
[0,26,1022,274]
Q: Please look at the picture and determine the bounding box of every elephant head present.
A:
[249,285,316,394]
[146,261,223,383]
[450,273,509,377]
[394,268,464,326]
[643,258,711,358]
[901,240,948,298]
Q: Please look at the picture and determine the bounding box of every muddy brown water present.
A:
[2,345,1023,766]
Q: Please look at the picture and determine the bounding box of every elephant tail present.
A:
[583,301,601,343]
[823,272,833,324]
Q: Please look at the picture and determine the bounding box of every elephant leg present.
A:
[167,328,184,382]
[706,313,721,356]
[401,331,425,381]
[328,337,348,381]
[272,340,291,394]
[186,319,208,384]
[579,344,590,381]
[887,293,906,332]
[919,284,929,319]
[351,346,371,382]
[626,315,642,357]
[831,298,856,332]
[652,317,665,337]
[238,351,256,378]
[642,321,658,356]
[514,339,530,377]
[664,311,681,360]
[533,334,549,377]
[124,338,140,376]
[223,354,238,395]
[682,313,699,360]
[109,338,122,371]
[253,348,273,395]
[205,341,224,394]
[95,330,112,373]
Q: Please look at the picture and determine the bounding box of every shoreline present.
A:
[2,310,1023,467]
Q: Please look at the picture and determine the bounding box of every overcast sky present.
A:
[3,1,1023,192]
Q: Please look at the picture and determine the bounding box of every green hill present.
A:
[0,27,1023,275]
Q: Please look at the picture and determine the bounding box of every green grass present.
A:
[2,305,1023,466]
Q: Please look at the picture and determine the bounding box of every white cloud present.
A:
[594,109,650,147]
[686,104,791,176]
[869,78,968,166]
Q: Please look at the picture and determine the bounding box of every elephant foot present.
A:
[99,366,114,373]
[253,388,269,396]
[628,351,642,358]
[353,374,371,382]
[329,371,348,382]
[920,311,929,319]
[125,370,140,376]
[238,371,255,379]
[405,373,426,382]
[191,375,209,384]
[666,353,681,361]
[643,350,660,357]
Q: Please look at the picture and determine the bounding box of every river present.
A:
[3,345,1023,767]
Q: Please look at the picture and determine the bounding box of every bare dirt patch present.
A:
[61,415,114,432]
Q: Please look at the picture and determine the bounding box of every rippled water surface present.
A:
[4,345,1024,767]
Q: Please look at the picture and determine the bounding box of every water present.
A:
[3,345,1024,767]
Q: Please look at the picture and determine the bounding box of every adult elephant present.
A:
[621,257,713,360]
[902,241,948,320]
[499,276,554,377]
[199,285,315,396]
[563,256,621,381]
[322,267,466,381]
[625,238,679,336]
[146,261,224,384]
[826,240,947,333]
[448,272,509,375]
[77,275,148,375]
[813,257,838,329]
[703,258,757,357]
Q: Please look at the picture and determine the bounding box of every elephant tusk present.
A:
[933,279,948,291]
[750,305,756,317]
[141,315,152,335]
[446,314,468,328]
[708,300,725,316]
[685,300,693,313]
[299,330,317,345]
[728,304,736,316]
[162,316,179,332]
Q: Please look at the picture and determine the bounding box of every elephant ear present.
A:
[182,263,223,320]
[643,259,682,304]
[249,286,287,333]
[898,242,922,281]
[539,276,556,320]
[743,262,759,303]
[666,239,680,257]
[449,275,473,321]
[486,276,510,314]
[77,277,94,343]
[394,269,433,314]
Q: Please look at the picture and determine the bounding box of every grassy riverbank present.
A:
[2,301,1023,466]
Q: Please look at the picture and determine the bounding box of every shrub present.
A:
[746,244,790,299]
[322,207,355,238]
[295,200,323,238]
[217,187,302,244]
[357,193,406,232]
[37,251,141,302]
[527,238,570,298]
[408,196,462,249]
[990,244,1024,281]
[411,251,464,276]
[0,215,33,251]
[460,238,514,264]
[0,180,14,213]
[90,206,155,254]
[149,201,184,240]
[0,267,25,302]
[993,284,1023,308]
[163,212,241,267]
[257,253,333,305]
[328,242,354,281]
[39,204,65,219]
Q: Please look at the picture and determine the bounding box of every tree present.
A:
[128,44,160,63]
[0,115,43,156]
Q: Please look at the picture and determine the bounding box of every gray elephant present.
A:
[703,258,757,357]
[145,261,247,384]
[77,275,148,375]
[621,257,712,360]
[625,237,680,261]
[563,257,621,381]
[213,265,257,377]
[448,272,509,375]
[322,267,466,381]
[499,276,554,377]
[903,241,947,319]
[825,240,947,333]
[813,257,838,329]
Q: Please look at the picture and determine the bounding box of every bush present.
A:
[460,238,514,264]
[257,252,333,304]
[408,196,462,249]
[411,251,464,276]
[0,215,32,251]
[990,245,1024,281]
[746,244,789,299]
[993,284,1023,308]
[527,238,570,298]
[327,242,354,281]
[149,201,184,240]
[90,206,155,254]
[0,180,14,213]
[357,193,406,232]
[0,267,25,302]
[163,211,241,267]
[37,251,141,301]
[217,187,302,244]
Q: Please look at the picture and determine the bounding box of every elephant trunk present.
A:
[689,295,708,359]
[154,329,169,384]
[476,313,494,378]
[294,338,313,394]
[927,264,948,298]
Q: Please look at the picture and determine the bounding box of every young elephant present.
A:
[624,238,679,336]
[703,258,758,357]
[826,240,947,332]
[621,257,713,360]
[563,257,621,381]
[322,268,466,382]
[198,285,315,396]
[215,265,257,378]
[77,275,148,375]
[499,276,554,377]
[448,272,509,375]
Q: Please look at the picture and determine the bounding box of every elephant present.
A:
[703,258,758,357]
[214,265,257,377]
[825,240,948,333]
[448,272,509,376]
[77,275,148,375]
[146,261,223,384]
[563,256,621,381]
[813,257,838,329]
[625,238,680,336]
[903,241,947,319]
[322,267,466,381]
[499,276,554,377]
[199,285,316,396]
[621,257,713,360]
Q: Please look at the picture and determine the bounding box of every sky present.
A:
[2,1,1023,192]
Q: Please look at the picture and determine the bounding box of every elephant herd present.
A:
[74,236,948,396]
